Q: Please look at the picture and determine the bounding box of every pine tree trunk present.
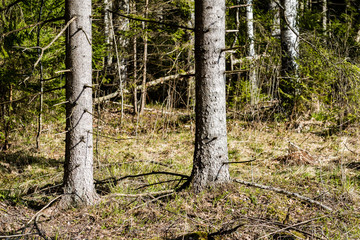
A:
[191,0,230,193]
[62,0,98,207]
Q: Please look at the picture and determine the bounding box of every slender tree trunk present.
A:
[271,0,281,38]
[114,0,130,87]
[280,0,299,111]
[191,0,230,193]
[246,0,258,105]
[322,0,327,33]
[187,9,195,110]
[104,0,114,68]
[139,0,149,115]
[62,0,98,207]
[36,0,44,150]
[130,0,138,114]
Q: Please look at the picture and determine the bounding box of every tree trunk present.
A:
[280,0,299,111]
[104,0,114,68]
[191,0,230,193]
[281,0,298,75]
[62,0,98,207]
[139,0,149,115]
[322,0,327,33]
[271,0,281,38]
[246,0,258,105]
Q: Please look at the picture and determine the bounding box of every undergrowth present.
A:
[1,105,360,239]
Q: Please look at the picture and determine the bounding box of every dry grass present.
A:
[1,104,360,239]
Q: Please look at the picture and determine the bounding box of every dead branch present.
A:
[95,171,190,185]
[109,10,194,31]
[0,233,37,239]
[1,17,64,38]
[258,215,329,239]
[33,17,77,68]
[26,195,62,225]
[106,190,174,198]
[93,71,194,104]
[233,178,333,211]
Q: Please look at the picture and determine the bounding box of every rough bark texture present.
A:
[191,0,230,193]
[63,0,98,207]
[280,0,299,76]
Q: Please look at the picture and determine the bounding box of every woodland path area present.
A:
[1,106,360,239]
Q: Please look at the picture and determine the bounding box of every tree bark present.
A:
[280,0,299,111]
[191,0,230,193]
[104,0,114,68]
[139,0,149,115]
[246,0,258,105]
[271,0,281,38]
[62,0,98,207]
[281,0,299,76]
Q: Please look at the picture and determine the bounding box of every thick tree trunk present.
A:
[62,0,98,207]
[191,0,230,193]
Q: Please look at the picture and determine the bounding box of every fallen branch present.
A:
[27,195,62,225]
[233,178,333,211]
[0,233,37,239]
[93,71,194,104]
[258,215,329,240]
[95,171,190,185]
[106,190,174,198]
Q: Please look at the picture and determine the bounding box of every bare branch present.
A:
[33,17,77,68]
[233,178,333,211]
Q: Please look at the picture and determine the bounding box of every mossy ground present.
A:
[1,104,360,239]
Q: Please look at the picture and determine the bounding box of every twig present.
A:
[258,215,329,239]
[96,171,190,185]
[1,17,64,38]
[208,222,246,238]
[109,10,194,31]
[233,178,333,211]
[106,190,174,198]
[34,214,50,240]
[0,233,36,239]
[27,195,62,225]
[33,17,77,68]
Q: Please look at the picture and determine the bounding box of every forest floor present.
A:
[1,104,360,239]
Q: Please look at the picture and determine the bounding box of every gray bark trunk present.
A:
[114,0,130,88]
[246,0,258,105]
[104,0,113,67]
[322,0,327,33]
[280,0,299,76]
[63,0,98,207]
[271,0,281,37]
[191,0,230,193]
[139,0,149,115]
